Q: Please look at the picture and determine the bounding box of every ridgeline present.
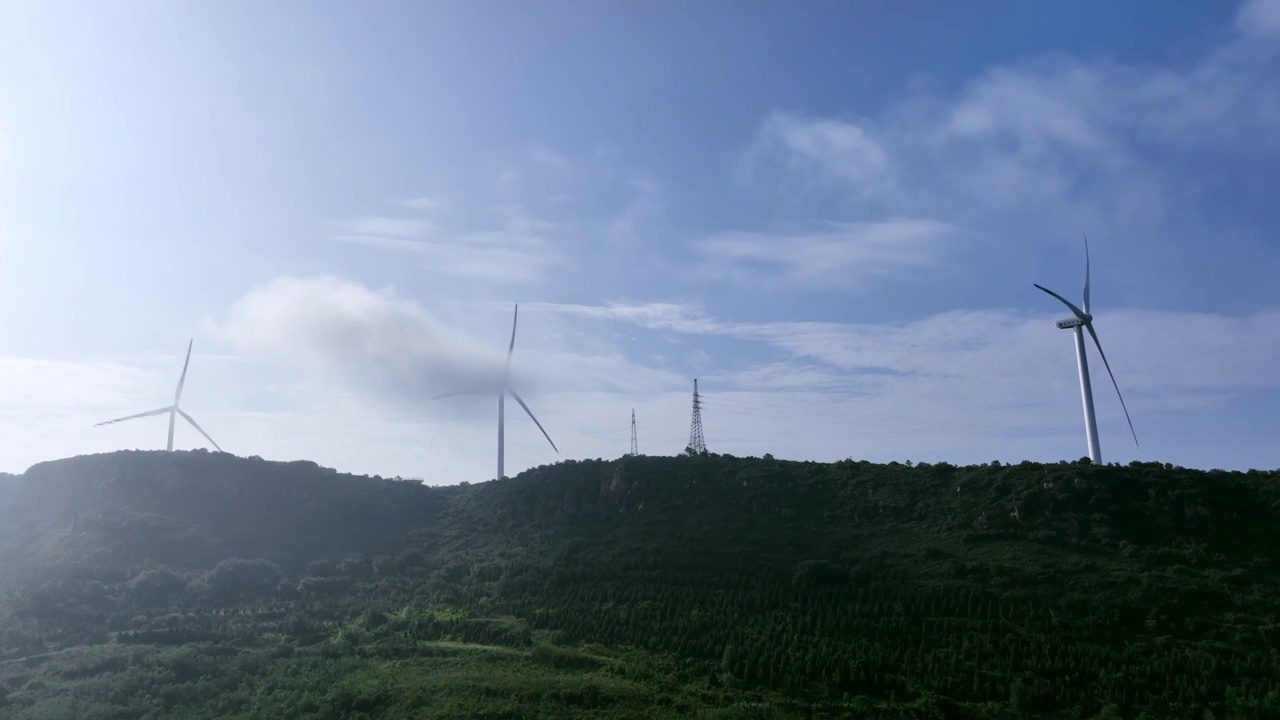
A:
[1,450,1278,718]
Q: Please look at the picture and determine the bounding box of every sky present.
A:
[2,0,1280,481]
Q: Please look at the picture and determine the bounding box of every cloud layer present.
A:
[538,298,1280,455]
[6,1,1280,480]
[745,2,1280,237]
[696,220,958,289]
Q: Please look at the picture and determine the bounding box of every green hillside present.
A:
[1,451,1278,719]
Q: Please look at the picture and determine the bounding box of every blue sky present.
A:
[2,0,1279,480]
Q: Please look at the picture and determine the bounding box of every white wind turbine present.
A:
[432,304,558,481]
[1034,234,1138,464]
[95,339,223,452]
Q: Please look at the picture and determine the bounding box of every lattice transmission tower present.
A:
[686,379,707,454]
[630,409,638,456]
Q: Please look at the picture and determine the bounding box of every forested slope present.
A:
[1,451,1278,718]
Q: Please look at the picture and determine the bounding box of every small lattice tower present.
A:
[687,379,707,454]
[630,409,638,456]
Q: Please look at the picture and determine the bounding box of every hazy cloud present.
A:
[344,216,432,238]
[744,10,1280,231]
[536,299,1280,442]
[748,111,895,202]
[607,177,664,244]
[1238,0,1280,38]
[528,301,718,335]
[525,144,571,170]
[696,219,957,288]
[217,276,687,410]
[218,276,503,406]
[336,203,565,284]
[395,195,448,212]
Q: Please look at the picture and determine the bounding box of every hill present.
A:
[1,451,1278,719]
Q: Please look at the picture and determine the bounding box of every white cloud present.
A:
[526,144,571,170]
[0,356,163,415]
[607,177,664,243]
[339,144,670,284]
[748,111,895,202]
[395,195,447,212]
[336,232,560,284]
[216,275,686,408]
[344,216,432,237]
[336,203,566,284]
[744,13,1280,233]
[528,300,718,334]
[534,298,1280,465]
[8,290,1280,477]
[217,276,504,405]
[696,219,957,288]
[0,115,9,179]
[1238,0,1280,38]
[0,350,248,473]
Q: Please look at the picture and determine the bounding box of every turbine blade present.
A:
[178,408,223,452]
[1084,322,1139,448]
[1033,284,1089,320]
[1082,232,1092,315]
[94,406,174,426]
[175,338,193,403]
[508,388,558,453]
[507,304,518,360]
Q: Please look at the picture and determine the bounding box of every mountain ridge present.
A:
[1,450,1279,718]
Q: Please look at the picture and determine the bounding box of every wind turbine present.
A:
[95,339,223,452]
[1034,234,1138,464]
[432,304,558,481]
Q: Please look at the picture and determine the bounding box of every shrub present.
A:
[204,558,282,599]
[125,567,188,604]
[791,559,850,588]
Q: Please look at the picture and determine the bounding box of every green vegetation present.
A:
[1,450,1278,718]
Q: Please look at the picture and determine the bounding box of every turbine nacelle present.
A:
[1056,316,1088,330]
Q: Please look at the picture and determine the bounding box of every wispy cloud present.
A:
[696,219,958,288]
[747,110,895,203]
[338,145,668,284]
[343,216,433,238]
[525,144,571,170]
[743,2,1280,233]
[528,301,718,334]
[1237,0,1280,38]
[395,195,448,212]
[336,203,564,284]
[607,177,664,244]
[535,299,1280,437]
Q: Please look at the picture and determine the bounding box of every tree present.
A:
[125,567,189,605]
[204,558,281,599]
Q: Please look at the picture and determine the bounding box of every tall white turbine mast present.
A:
[95,339,222,452]
[432,304,558,481]
[1034,234,1138,464]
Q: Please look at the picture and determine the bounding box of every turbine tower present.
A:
[432,304,558,481]
[1034,234,1138,464]
[630,409,638,456]
[686,379,706,454]
[95,339,222,452]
